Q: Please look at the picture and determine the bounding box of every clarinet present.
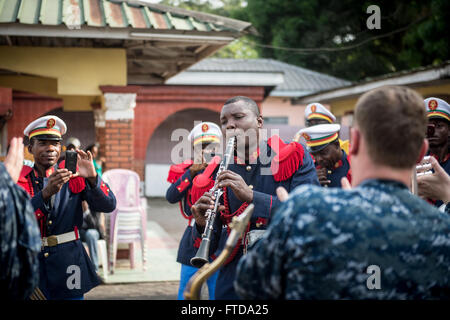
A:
[190,136,236,268]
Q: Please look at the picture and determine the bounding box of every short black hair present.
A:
[86,143,99,153]
[223,96,260,117]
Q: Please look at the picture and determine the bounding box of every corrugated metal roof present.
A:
[0,0,246,33]
[178,58,351,95]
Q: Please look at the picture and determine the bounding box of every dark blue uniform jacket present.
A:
[190,138,320,299]
[327,150,351,188]
[18,164,116,299]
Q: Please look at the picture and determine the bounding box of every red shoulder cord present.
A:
[220,187,249,266]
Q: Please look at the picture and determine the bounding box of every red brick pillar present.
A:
[100,87,139,262]
[101,88,138,172]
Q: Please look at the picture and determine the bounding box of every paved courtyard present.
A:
[85,197,190,300]
[85,281,180,300]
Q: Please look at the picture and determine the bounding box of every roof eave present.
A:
[0,23,239,44]
[294,62,450,104]
[165,70,284,87]
[129,0,258,35]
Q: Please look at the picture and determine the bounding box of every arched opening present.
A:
[144,108,220,196]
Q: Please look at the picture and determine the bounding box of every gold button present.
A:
[48,220,52,225]
[185,179,188,182]
[246,165,252,172]
[44,253,49,258]
[249,185,253,190]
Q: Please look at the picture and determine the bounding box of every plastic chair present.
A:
[102,169,147,273]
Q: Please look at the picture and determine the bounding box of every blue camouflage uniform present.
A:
[0,163,41,300]
[235,179,450,299]
[17,163,116,299]
[191,137,320,299]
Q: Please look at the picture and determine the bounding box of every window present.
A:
[263,117,288,125]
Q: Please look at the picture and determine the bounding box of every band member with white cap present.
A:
[166,121,222,300]
[298,123,351,188]
[17,115,116,300]
[304,102,336,126]
[294,102,350,154]
[421,97,450,208]
[190,96,319,299]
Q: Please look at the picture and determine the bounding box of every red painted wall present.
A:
[133,85,265,178]
[5,86,266,179]
[8,91,62,140]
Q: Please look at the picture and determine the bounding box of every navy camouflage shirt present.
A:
[235,179,450,299]
[0,163,41,299]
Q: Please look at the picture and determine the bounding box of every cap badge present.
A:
[46,118,56,128]
[301,133,311,141]
[202,123,209,132]
[428,99,438,111]
[311,105,317,113]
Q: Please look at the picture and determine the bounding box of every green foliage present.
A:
[155,0,449,81]
[245,0,450,81]
[158,0,259,58]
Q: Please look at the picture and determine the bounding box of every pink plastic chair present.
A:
[102,169,147,273]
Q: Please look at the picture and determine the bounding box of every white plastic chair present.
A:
[102,169,147,273]
[97,239,108,280]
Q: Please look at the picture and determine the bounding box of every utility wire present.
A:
[241,15,429,54]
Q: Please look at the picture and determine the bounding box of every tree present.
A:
[244,0,450,81]
[158,0,259,58]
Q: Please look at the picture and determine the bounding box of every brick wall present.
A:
[133,85,265,180]
[4,86,267,181]
[104,119,134,171]
[8,91,63,140]
[0,87,12,114]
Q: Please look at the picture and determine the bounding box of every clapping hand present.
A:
[74,150,97,186]
[4,137,24,184]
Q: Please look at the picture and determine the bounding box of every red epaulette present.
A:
[189,156,221,204]
[17,165,47,237]
[268,135,304,182]
[58,160,85,193]
[167,159,194,184]
[17,165,33,194]
[220,187,249,266]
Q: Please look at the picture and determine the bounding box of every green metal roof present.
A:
[0,0,252,33]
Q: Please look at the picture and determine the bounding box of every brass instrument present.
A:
[184,204,254,300]
[190,136,236,268]
[29,287,47,300]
